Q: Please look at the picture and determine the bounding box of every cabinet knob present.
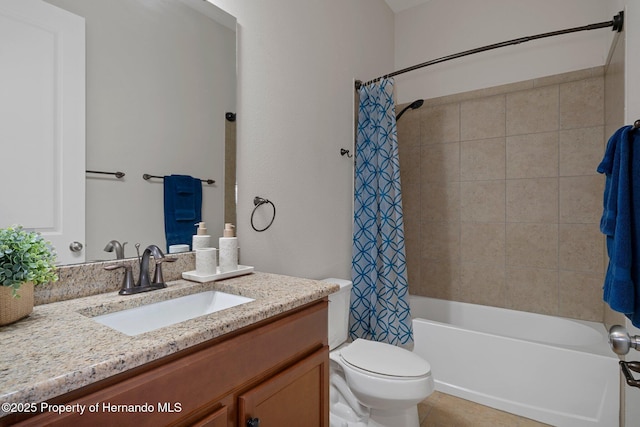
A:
[246,417,260,427]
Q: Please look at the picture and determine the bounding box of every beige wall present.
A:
[398,67,606,321]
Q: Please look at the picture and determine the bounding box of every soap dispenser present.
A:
[219,223,238,272]
[192,221,212,250]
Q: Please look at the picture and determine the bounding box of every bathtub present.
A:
[410,296,620,427]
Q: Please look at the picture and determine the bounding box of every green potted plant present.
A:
[0,225,58,325]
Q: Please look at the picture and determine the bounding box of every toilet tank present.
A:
[323,278,352,350]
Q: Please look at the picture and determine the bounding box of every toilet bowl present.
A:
[323,279,434,427]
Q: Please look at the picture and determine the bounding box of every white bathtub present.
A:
[410,296,620,427]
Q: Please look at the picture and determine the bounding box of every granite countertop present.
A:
[0,272,338,416]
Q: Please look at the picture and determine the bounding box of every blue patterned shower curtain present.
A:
[350,78,413,347]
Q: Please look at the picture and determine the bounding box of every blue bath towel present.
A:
[598,125,640,327]
[164,175,202,251]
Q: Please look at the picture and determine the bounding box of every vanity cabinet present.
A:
[11,300,329,427]
[238,348,327,427]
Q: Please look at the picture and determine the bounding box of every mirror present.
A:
[43,0,236,264]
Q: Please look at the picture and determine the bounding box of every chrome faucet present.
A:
[104,244,176,295]
[104,240,127,259]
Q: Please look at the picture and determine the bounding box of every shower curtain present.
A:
[350,78,413,347]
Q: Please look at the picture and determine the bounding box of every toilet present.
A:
[323,278,434,427]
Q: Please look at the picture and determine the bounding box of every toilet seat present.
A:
[339,339,430,378]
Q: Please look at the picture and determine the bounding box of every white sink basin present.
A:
[91,291,254,336]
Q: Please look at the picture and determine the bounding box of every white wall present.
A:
[209,0,394,279]
[394,0,618,103]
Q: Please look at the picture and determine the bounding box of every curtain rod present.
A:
[355,11,624,89]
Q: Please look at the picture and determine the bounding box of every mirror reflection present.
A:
[44,0,236,264]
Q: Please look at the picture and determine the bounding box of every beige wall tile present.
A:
[422,182,460,222]
[403,67,608,322]
[419,259,460,300]
[506,178,558,223]
[506,132,558,179]
[460,95,506,141]
[405,232,421,296]
[506,85,559,135]
[397,107,421,148]
[559,77,604,130]
[403,206,420,241]
[460,262,506,307]
[422,222,460,262]
[559,224,604,273]
[559,175,603,224]
[399,143,421,177]
[460,138,506,181]
[421,142,460,183]
[402,202,420,242]
[506,267,558,315]
[400,145,421,222]
[559,270,604,321]
[460,180,505,222]
[506,223,558,269]
[460,222,505,264]
[420,103,460,144]
[559,126,604,176]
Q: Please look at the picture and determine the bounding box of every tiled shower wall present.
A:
[398,67,606,322]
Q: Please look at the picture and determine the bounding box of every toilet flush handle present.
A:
[608,325,640,355]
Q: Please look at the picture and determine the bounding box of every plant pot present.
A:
[0,282,34,326]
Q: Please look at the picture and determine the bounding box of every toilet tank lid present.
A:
[340,339,430,377]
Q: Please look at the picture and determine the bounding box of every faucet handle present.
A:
[152,257,177,285]
[105,263,135,294]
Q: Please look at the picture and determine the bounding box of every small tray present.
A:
[182,265,254,283]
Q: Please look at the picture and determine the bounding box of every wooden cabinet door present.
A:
[238,348,329,427]
[191,405,227,427]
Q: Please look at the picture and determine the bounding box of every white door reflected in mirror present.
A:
[0,0,85,264]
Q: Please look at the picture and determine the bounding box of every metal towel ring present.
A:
[251,197,276,232]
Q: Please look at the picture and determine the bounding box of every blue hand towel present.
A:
[164,175,202,251]
[597,125,640,326]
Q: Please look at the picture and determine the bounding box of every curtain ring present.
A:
[251,197,276,232]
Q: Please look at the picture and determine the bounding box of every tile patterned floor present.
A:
[418,392,552,427]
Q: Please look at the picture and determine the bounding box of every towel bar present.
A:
[143,174,215,185]
[86,170,125,178]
